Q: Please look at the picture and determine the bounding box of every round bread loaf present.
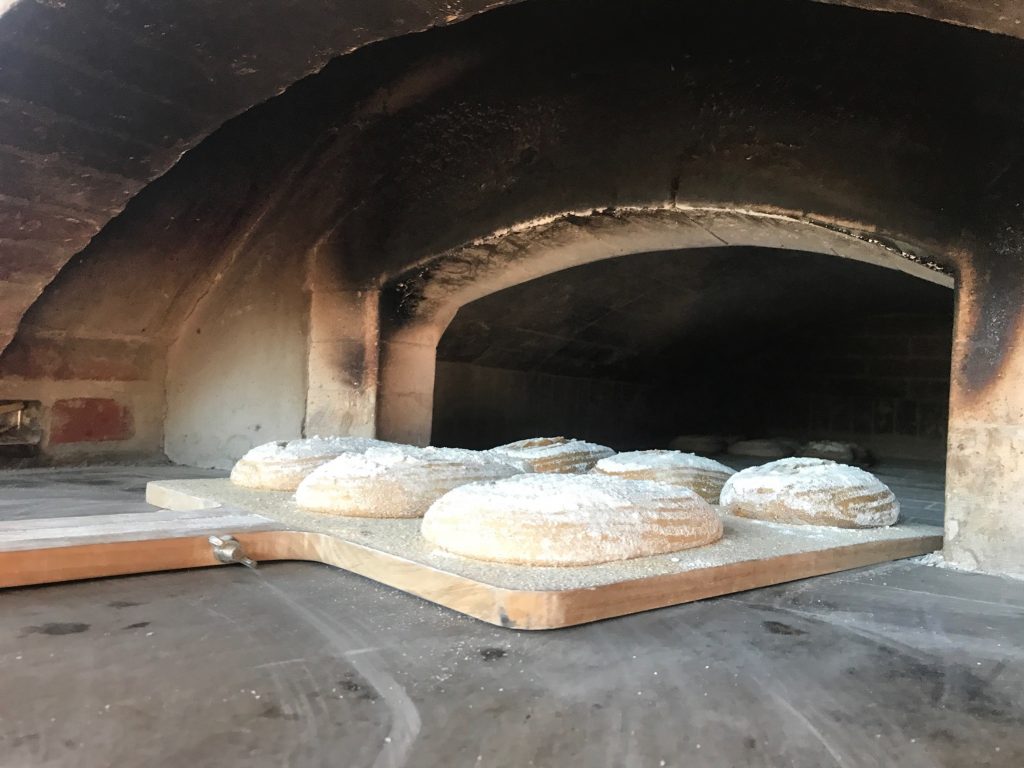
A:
[720,457,899,528]
[230,436,391,491]
[488,436,615,473]
[295,444,523,518]
[421,473,724,566]
[727,438,798,459]
[798,440,874,467]
[592,450,736,504]
[668,434,728,454]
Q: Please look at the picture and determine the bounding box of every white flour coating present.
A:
[307,444,523,478]
[488,436,616,473]
[422,473,723,566]
[801,441,849,454]
[447,473,686,515]
[595,450,734,475]
[230,435,393,490]
[592,450,736,503]
[720,457,899,527]
[798,440,856,463]
[798,440,873,467]
[295,444,523,517]
[243,436,389,462]
[727,438,797,458]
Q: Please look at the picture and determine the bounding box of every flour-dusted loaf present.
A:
[727,438,798,459]
[798,440,874,467]
[488,436,615,473]
[295,444,523,518]
[230,436,392,491]
[720,457,899,528]
[421,473,723,566]
[592,450,736,504]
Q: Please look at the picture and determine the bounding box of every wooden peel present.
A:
[0,479,943,630]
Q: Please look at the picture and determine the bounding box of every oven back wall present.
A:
[431,247,953,459]
[432,362,694,450]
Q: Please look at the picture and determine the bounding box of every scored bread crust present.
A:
[727,438,797,459]
[720,457,899,528]
[488,436,615,473]
[230,436,391,491]
[295,444,523,518]
[591,450,736,504]
[421,473,724,566]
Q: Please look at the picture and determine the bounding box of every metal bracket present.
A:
[208,534,258,569]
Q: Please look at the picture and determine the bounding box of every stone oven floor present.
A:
[1,463,1022,767]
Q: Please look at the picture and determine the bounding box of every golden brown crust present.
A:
[229,437,391,491]
[230,457,326,491]
[594,467,728,504]
[591,450,736,504]
[295,445,522,518]
[720,458,899,528]
[489,436,616,473]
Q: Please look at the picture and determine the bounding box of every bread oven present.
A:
[1,0,1023,577]
[430,245,954,465]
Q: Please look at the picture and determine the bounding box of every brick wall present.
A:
[432,362,692,451]
[432,312,952,462]
[732,311,952,460]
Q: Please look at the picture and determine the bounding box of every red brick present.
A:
[49,398,134,444]
[0,336,156,381]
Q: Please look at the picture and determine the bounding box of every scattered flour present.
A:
[912,550,946,567]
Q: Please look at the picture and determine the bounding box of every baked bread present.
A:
[720,457,899,528]
[488,436,615,473]
[230,436,391,491]
[727,438,798,459]
[295,444,523,518]
[798,440,874,467]
[592,450,736,504]
[421,473,723,566]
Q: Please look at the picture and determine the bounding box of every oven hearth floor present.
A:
[1,462,1021,766]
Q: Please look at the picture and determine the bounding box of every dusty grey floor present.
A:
[0,464,226,521]
[2,463,1022,768]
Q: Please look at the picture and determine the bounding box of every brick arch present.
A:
[375,204,953,445]
[0,0,1021,359]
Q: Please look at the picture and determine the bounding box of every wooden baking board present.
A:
[0,478,943,630]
